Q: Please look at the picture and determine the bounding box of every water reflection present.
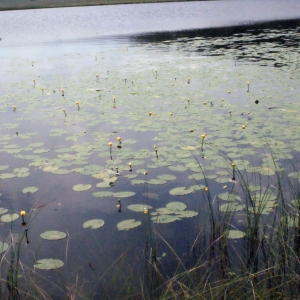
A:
[129,18,300,67]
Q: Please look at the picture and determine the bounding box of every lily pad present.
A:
[175,210,198,218]
[157,174,176,181]
[22,187,39,194]
[169,187,194,196]
[0,242,9,254]
[1,214,19,222]
[34,258,64,270]
[147,179,167,185]
[83,219,105,229]
[127,204,152,212]
[72,184,92,192]
[117,219,141,231]
[96,181,114,188]
[227,230,245,239]
[93,191,114,198]
[114,191,135,198]
[40,231,67,240]
[166,202,187,211]
[151,215,180,224]
[0,208,8,215]
[218,192,241,201]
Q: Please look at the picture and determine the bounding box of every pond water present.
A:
[1,1,300,299]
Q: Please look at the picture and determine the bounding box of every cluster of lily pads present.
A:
[0,24,300,277]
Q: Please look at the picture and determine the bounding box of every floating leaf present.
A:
[1,214,19,222]
[151,215,180,224]
[166,202,187,211]
[0,173,15,179]
[0,242,9,254]
[50,169,71,175]
[131,179,146,185]
[218,192,241,201]
[34,258,64,270]
[127,204,152,212]
[40,231,67,240]
[96,181,114,188]
[175,210,198,218]
[181,146,196,150]
[147,179,167,185]
[227,230,245,239]
[93,191,114,197]
[152,208,174,215]
[22,187,38,194]
[168,165,187,172]
[83,219,105,229]
[117,219,141,231]
[114,191,135,198]
[169,187,193,196]
[219,203,244,212]
[0,208,8,215]
[157,174,176,181]
[72,184,92,192]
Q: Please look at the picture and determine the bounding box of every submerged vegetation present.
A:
[0,21,300,298]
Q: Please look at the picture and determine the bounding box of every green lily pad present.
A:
[83,219,105,229]
[40,231,67,240]
[117,219,141,231]
[218,192,241,201]
[181,146,196,151]
[127,204,152,212]
[166,202,187,211]
[219,203,244,212]
[151,215,180,223]
[72,184,92,192]
[22,187,39,194]
[147,179,167,185]
[1,214,19,222]
[157,174,176,181]
[93,191,114,197]
[50,169,71,175]
[96,181,114,188]
[0,208,8,215]
[168,165,187,172]
[34,258,64,270]
[131,179,146,185]
[114,191,135,198]
[175,210,198,218]
[0,242,9,254]
[227,230,245,239]
[169,187,194,196]
[0,173,16,179]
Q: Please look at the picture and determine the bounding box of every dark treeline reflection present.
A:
[129,18,300,43]
[126,18,300,67]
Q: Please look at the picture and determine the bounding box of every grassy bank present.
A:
[0,0,200,11]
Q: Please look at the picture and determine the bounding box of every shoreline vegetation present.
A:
[0,0,202,11]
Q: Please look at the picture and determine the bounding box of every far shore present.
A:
[0,0,205,11]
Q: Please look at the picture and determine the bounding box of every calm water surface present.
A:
[0,1,300,298]
[1,0,300,48]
